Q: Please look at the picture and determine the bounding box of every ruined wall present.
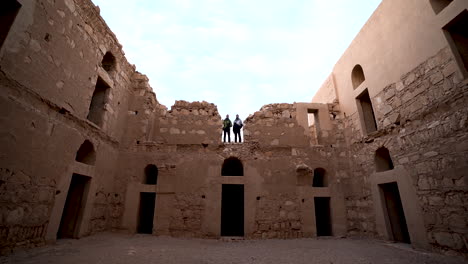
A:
[115,94,349,239]
[158,100,221,145]
[244,103,309,147]
[0,0,138,253]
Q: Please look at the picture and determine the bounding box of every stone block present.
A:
[442,61,458,77]
[404,73,416,86]
[291,221,301,230]
[423,151,438,158]
[169,128,180,134]
[418,177,431,190]
[402,92,413,103]
[434,232,464,250]
[6,208,24,224]
[430,72,444,84]
[396,81,405,91]
[428,195,444,206]
[384,89,396,101]
[380,104,393,115]
[447,214,466,230]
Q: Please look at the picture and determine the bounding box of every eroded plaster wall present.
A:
[0,0,137,253]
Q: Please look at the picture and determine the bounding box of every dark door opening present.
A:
[137,192,156,234]
[380,182,411,243]
[221,184,244,236]
[314,197,332,236]
[0,0,21,50]
[57,174,90,239]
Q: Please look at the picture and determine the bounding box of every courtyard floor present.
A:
[0,233,466,264]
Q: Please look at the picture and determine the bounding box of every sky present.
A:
[91,0,381,120]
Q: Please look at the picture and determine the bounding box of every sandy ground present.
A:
[1,233,466,264]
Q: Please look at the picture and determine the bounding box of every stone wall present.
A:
[0,0,139,253]
[342,47,468,255]
[253,194,303,239]
[244,103,309,147]
[158,100,221,145]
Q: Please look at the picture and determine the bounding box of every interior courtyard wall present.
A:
[0,0,466,258]
[0,0,140,252]
[310,0,468,256]
[115,97,348,239]
[325,0,467,117]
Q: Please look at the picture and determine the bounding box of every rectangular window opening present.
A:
[87,77,110,127]
[443,10,468,77]
[0,0,22,50]
[307,109,320,145]
[356,89,377,135]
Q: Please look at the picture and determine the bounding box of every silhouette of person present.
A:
[222,114,232,143]
[233,114,243,143]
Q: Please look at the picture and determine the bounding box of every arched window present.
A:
[75,140,96,165]
[375,147,394,172]
[144,164,158,185]
[312,168,327,187]
[221,157,243,176]
[429,0,453,14]
[351,64,366,89]
[101,52,116,72]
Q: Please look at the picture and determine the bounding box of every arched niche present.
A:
[221,157,244,176]
[351,64,365,89]
[312,168,328,187]
[144,164,158,185]
[375,147,394,172]
[75,140,96,165]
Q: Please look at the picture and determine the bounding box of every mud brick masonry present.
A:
[0,0,467,258]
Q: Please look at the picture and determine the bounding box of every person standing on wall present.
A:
[222,114,232,143]
[233,114,243,143]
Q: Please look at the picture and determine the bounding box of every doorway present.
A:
[137,192,156,234]
[314,197,332,236]
[57,174,91,238]
[380,182,411,243]
[221,184,244,236]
